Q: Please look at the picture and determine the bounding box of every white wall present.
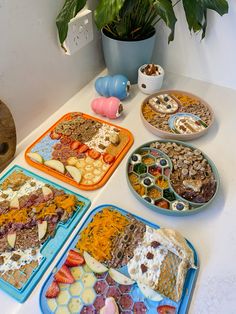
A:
[153,0,236,90]
[0,0,104,143]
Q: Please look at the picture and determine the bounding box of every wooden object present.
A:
[0,100,16,172]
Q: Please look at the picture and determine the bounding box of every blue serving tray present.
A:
[0,165,91,303]
[40,204,199,314]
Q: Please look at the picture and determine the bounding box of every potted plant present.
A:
[56,0,228,83]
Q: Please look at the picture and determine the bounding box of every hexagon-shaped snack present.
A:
[82,273,97,288]
[68,297,83,313]
[147,186,162,199]
[133,163,147,175]
[69,281,83,296]
[71,266,84,280]
[148,165,162,177]
[119,294,134,310]
[81,288,96,305]
[56,290,70,306]
[142,155,155,166]
[94,280,109,295]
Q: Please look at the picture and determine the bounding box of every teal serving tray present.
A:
[126,140,220,216]
[40,204,199,314]
[0,165,91,302]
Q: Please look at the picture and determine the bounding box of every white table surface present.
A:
[1,71,235,314]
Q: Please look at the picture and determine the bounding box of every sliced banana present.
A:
[85,157,94,164]
[85,165,93,172]
[93,160,103,167]
[93,168,102,176]
[84,173,94,180]
[67,156,78,166]
[76,159,86,168]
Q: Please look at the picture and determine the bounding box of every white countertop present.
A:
[1,71,235,314]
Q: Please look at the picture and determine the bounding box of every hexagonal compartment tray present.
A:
[0,165,90,302]
[141,90,214,140]
[40,204,199,314]
[127,140,219,216]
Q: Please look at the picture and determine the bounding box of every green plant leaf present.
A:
[202,0,229,15]
[56,0,86,46]
[94,0,126,30]
[154,0,177,42]
[182,0,228,39]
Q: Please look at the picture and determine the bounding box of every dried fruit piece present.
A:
[151,241,160,248]
[141,264,148,273]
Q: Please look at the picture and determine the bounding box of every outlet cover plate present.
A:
[62,9,94,55]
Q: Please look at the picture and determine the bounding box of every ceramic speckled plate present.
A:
[40,204,199,314]
[25,112,133,190]
[141,90,214,140]
[126,140,219,216]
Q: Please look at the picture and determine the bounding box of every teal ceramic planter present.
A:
[102,29,156,84]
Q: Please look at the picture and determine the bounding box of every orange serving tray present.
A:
[25,112,134,190]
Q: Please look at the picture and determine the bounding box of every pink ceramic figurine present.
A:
[91,97,123,119]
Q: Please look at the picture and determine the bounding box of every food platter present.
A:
[0,165,90,302]
[40,204,199,314]
[127,140,219,216]
[25,112,133,190]
[141,90,214,140]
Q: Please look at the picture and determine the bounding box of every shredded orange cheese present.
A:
[76,208,129,262]
[0,193,78,226]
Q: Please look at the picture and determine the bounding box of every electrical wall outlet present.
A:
[62,9,94,55]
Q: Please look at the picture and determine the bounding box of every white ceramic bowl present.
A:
[138,64,164,94]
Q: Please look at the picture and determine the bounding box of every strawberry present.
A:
[45,280,60,298]
[70,141,81,150]
[50,131,61,140]
[65,249,85,267]
[88,149,101,160]
[77,144,89,153]
[157,305,176,314]
[54,264,75,284]
[103,153,115,164]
